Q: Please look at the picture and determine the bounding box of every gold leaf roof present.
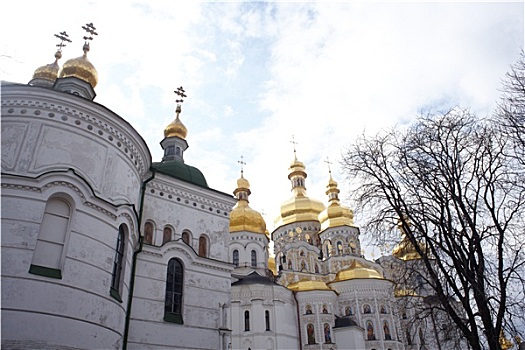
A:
[229,174,267,235]
[32,50,62,84]
[288,279,333,292]
[60,43,98,87]
[334,260,384,281]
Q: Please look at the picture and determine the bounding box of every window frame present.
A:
[110,224,127,302]
[164,258,184,324]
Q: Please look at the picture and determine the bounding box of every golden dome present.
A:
[229,173,267,234]
[288,279,333,292]
[164,114,188,139]
[60,43,98,87]
[319,175,354,230]
[392,217,427,260]
[31,50,62,84]
[276,157,325,226]
[334,260,384,281]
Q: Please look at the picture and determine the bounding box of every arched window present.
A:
[337,241,343,255]
[305,305,313,314]
[162,226,172,245]
[182,231,190,245]
[367,321,376,340]
[198,235,208,257]
[315,264,319,273]
[144,222,154,245]
[345,306,352,315]
[265,310,271,331]
[324,323,332,343]
[307,323,316,344]
[251,250,257,267]
[383,321,392,340]
[244,310,250,331]
[233,250,239,266]
[165,258,184,324]
[30,197,72,279]
[110,224,127,301]
[406,329,412,345]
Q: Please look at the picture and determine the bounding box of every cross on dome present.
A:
[238,155,246,177]
[290,135,299,160]
[54,31,71,52]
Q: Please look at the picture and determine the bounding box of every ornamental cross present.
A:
[324,157,333,175]
[290,135,299,158]
[54,31,71,51]
[238,155,246,175]
[82,23,98,42]
[174,86,187,104]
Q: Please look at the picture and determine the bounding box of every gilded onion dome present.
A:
[334,260,384,281]
[276,157,325,226]
[164,104,188,139]
[392,217,427,261]
[319,173,354,230]
[229,173,267,234]
[31,50,62,86]
[60,42,98,87]
[288,279,332,292]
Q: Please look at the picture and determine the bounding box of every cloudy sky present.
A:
[2,1,523,254]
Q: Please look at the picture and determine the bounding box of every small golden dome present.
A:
[276,157,325,226]
[229,173,267,234]
[32,50,62,84]
[164,115,188,139]
[392,217,427,260]
[60,43,98,87]
[319,175,354,230]
[288,279,333,292]
[334,260,384,281]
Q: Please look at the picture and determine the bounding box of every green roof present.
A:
[152,160,208,188]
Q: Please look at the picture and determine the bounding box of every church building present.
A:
[2,27,460,350]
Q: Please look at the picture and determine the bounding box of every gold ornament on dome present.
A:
[164,87,188,139]
[60,23,98,88]
[31,31,71,83]
[392,216,428,261]
[229,160,267,235]
[288,279,333,292]
[334,260,384,281]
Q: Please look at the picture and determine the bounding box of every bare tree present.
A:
[342,107,525,350]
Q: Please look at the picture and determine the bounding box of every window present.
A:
[162,226,172,245]
[30,197,72,279]
[367,321,376,340]
[144,222,154,245]
[265,310,270,331]
[182,231,190,245]
[337,241,343,255]
[419,328,425,345]
[251,250,257,267]
[406,329,412,345]
[307,324,316,344]
[198,235,208,257]
[165,258,184,324]
[244,310,250,331]
[324,323,332,343]
[233,250,239,266]
[110,224,127,301]
[383,321,392,340]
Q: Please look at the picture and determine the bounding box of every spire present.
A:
[164,87,188,139]
[59,23,99,88]
[324,157,339,204]
[30,31,71,87]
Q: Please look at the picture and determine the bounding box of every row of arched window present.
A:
[322,236,359,258]
[144,222,209,257]
[305,304,330,314]
[366,320,393,341]
[306,323,332,344]
[342,304,389,315]
[232,250,258,267]
[243,310,271,332]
